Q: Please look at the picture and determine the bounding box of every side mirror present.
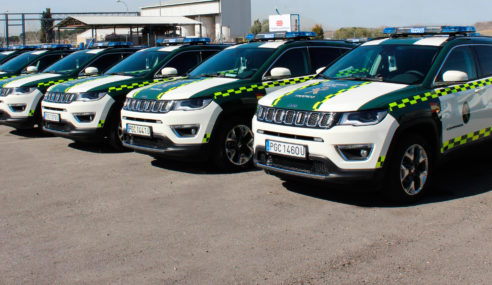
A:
[26,66,38,74]
[316,67,326,74]
[442,70,468,82]
[270,67,291,79]
[84,66,99,76]
[161,67,178,77]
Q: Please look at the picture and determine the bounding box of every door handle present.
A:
[474,87,485,93]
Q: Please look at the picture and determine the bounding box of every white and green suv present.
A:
[253,26,492,202]
[120,32,358,169]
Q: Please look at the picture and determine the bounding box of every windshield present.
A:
[189,47,275,79]
[0,51,41,73]
[105,49,170,77]
[322,45,440,85]
[43,50,98,74]
[0,51,15,64]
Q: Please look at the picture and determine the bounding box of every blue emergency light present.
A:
[91,42,132,48]
[39,44,72,50]
[248,31,316,42]
[11,45,40,50]
[383,26,476,37]
[157,37,210,45]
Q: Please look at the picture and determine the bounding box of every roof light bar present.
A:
[91,42,132,48]
[156,37,210,45]
[11,45,40,50]
[39,44,72,50]
[383,26,476,37]
[246,31,316,42]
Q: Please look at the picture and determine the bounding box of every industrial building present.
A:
[141,0,251,41]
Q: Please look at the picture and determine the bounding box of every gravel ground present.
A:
[0,125,491,284]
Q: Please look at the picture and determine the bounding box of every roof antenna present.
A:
[275,8,280,15]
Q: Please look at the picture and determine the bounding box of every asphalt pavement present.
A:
[0,125,491,284]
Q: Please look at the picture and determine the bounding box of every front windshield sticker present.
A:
[1,51,15,55]
[32,50,47,55]
[159,46,182,52]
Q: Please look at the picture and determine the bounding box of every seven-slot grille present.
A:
[257,106,336,129]
[123,98,171,113]
[44,92,76,103]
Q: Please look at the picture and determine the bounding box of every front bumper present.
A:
[120,101,222,158]
[41,95,115,140]
[0,89,43,128]
[252,114,399,181]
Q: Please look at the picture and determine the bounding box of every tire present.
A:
[383,133,433,204]
[107,111,126,151]
[212,117,254,171]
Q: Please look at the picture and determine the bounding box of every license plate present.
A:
[44,112,60,122]
[266,140,307,158]
[126,123,152,137]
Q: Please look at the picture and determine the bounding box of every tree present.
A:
[333,27,384,40]
[312,24,324,39]
[40,8,55,43]
[250,19,262,34]
[260,19,269,33]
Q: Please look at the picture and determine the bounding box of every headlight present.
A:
[172,98,212,111]
[337,109,388,126]
[74,92,107,102]
[12,87,38,94]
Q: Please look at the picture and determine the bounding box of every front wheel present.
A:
[107,114,126,151]
[212,117,254,170]
[384,134,433,203]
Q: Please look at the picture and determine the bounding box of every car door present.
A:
[84,52,133,75]
[263,47,311,94]
[435,46,481,150]
[471,45,492,132]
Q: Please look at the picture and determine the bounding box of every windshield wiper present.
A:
[199,72,226,78]
[340,76,384,82]
[106,72,128,76]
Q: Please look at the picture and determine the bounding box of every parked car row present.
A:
[1,26,491,203]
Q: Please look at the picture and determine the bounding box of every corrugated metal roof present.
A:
[56,16,200,28]
[141,0,217,9]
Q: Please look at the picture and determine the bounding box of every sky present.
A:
[1,0,492,33]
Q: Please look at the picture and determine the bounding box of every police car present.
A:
[42,37,227,150]
[253,26,492,202]
[121,32,358,169]
[0,44,73,79]
[0,42,138,130]
[0,45,39,67]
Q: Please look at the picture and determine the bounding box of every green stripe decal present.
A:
[213,75,314,100]
[389,78,492,112]
[376,156,386,168]
[108,77,184,94]
[441,126,492,153]
[312,81,371,111]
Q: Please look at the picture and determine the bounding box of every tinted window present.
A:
[322,45,439,85]
[309,47,347,73]
[201,50,220,61]
[166,52,200,75]
[473,45,492,77]
[87,52,130,74]
[29,54,66,72]
[268,48,310,77]
[189,48,275,79]
[437,46,477,82]
[44,50,99,74]
[0,51,42,73]
[105,50,170,77]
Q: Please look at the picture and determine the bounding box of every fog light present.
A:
[8,104,26,112]
[73,112,95,123]
[336,144,373,161]
[171,124,200,138]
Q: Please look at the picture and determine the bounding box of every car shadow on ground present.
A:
[282,141,492,207]
[9,128,53,138]
[151,158,262,175]
[67,141,131,154]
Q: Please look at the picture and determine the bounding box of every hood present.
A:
[260,79,409,112]
[130,77,239,100]
[1,73,61,88]
[48,75,133,93]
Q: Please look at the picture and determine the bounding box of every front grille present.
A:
[257,106,336,129]
[123,98,171,113]
[44,121,73,132]
[44,92,76,104]
[0,87,12,97]
[256,151,332,175]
